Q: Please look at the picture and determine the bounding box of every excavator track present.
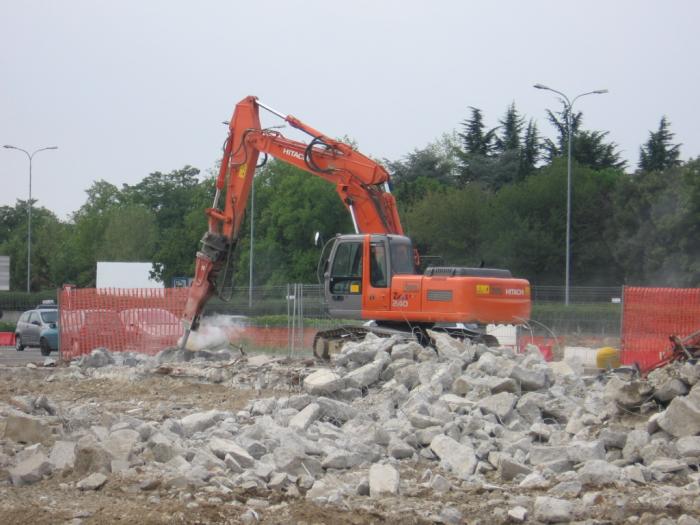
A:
[312,323,499,360]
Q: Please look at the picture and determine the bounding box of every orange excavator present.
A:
[181,96,531,355]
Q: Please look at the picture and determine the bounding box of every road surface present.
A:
[0,346,57,366]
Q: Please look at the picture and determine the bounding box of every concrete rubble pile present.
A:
[2,335,700,523]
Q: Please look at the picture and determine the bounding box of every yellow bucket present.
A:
[596,346,620,369]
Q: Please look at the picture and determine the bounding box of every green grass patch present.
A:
[0,321,16,332]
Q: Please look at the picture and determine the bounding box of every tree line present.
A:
[0,103,697,292]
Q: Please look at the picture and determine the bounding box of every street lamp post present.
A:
[249,174,255,309]
[3,145,58,292]
[533,84,607,306]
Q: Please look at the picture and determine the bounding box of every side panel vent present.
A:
[427,290,453,302]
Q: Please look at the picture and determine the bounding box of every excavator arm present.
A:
[181,96,403,343]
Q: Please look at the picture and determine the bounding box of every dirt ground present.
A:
[0,364,698,525]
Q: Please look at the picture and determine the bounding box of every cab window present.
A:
[330,242,363,294]
[370,243,388,288]
[29,312,41,324]
[390,242,415,275]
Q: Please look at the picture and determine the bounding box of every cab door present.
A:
[325,239,363,319]
[362,237,391,313]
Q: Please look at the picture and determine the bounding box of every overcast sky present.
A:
[2,1,698,219]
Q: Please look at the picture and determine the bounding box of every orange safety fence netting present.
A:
[0,332,15,346]
[621,286,700,372]
[59,288,189,360]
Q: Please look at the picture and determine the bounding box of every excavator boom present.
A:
[181,96,404,342]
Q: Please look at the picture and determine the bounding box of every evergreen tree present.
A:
[543,102,624,170]
[458,107,495,156]
[520,119,541,177]
[495,103,524,153]
[639,116,682,172]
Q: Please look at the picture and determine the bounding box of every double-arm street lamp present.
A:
[533,84,608,306]
[3,145,59,292]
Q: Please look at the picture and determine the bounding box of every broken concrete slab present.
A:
[533,496,573,523]
[391,342,421,362]
[49,441,76,469]
[74,438,112,475]
[9,451,53,486]
[477,392,517,420]
[577,459,621,486]
[80,348,115,368]
[623,429,650,462]
[345,360,384,389]
[180,410,226,437]
[288,403,321,431]
[4,415,49,444]
[510,365,548,391]
[498,456,532,481]
[209,437,255,467]
[303,369,345,395]
[657,397,700,437]
[603,375,653,409]
[315,397,357,423]
[654,378,688,403]
[369,463,400,496]
[430,434,477,479]
[103,428,140,462]
[676,436,700,457]
[77,472,108,491]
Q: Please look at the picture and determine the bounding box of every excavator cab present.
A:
[324,234,414,319]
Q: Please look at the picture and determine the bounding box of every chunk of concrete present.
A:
[498,457,532,481]
[49,441,76,469]
[394,364,420,390]
[209,437,255,467]
[81,348,114,368]
[566,440,606,463]
[657,397,700,437]
[345,361,383,389]
[180,410,225,437]
[316,397,357,423]
[9,451,53,486]
[103,429,140,462]
[548,480,582,498]
[508,506,528,522]
[622,429,650,462]
[74,439,112,475]
[430,434,477,478]
[388,438,414,460]
[430,473,451,493]
[603,375,653,409]
[533,496,573,523]
[303,369,345,395]
[369,463,400,496]
[577,459,621,486]
[288,403,321,431]
[4,415,48,444]
[427,330,472,361]
[528,446,568,466]
[452,374,517,395]
[598,428,627,450]
[77,472,108,491]
[510,365,548,391]
[148,433,179,463]
[391,342,421,361]
[654,378,688,403]
[477,392,517,420]
[676,436,700,457]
